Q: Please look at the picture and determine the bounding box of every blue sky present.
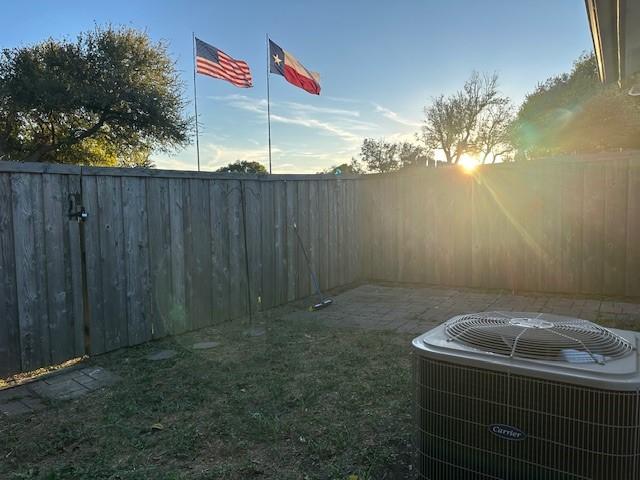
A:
[1,1,593,172]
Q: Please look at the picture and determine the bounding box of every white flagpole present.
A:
[192,32,201,171]
[266,33,272,174]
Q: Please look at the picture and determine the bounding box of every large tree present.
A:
[421,72,510,164]
[512,53,640,158]
[474,100,514,163]
[396,141,432,168]
[323,159,366,175]
[0,26,189,165]
[215,160,268,174]
[358,138,399,173]
[356,138,431,173]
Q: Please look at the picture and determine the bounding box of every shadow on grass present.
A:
[0,315,417,480]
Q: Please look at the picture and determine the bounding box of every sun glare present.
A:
[458,154,480,173]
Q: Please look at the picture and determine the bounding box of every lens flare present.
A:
[458,154,479,173]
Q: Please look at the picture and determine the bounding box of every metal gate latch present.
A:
[68,193,88,222]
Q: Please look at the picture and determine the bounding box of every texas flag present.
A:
[269,40,321,95]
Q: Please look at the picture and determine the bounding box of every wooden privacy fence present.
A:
[2,153,639,377]
[0,162,362,377]
[360,152,640,298]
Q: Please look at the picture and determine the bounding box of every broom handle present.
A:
[292,223,324,300]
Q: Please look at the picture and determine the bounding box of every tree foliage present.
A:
[0,25,190,166]
[421,72,513,164]
[512,53,640,158]
[356,138,431,173]
[323,159,366,175]
[359,138,399,173]
[474,100,514,163]
[215,160,268,174]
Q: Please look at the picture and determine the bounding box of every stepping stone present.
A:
[244,326,266,337]
[21,397,46,411]
[29,378,86,401]
[146,350,177,361]
[0,400,32,416]
[0,385,32,403]
[192,341,219,350]
[80,367,120,385]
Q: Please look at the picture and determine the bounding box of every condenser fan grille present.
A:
[444,312,634,363]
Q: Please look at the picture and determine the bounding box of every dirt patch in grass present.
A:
[0,314,417,480]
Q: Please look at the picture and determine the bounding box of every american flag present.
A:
[195,38,252,88]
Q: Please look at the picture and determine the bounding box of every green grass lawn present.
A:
[0,313,417,480]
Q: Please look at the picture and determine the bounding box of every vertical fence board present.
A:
[295,181,310,298]
[626,160,640,297]
[348,179,359,283]
[539,167,563,292]
[243,180,263,315]
[82,175,104,354]
[343,179,353,283]
[0,173,20,376]
[421,174,437,285]
[286,181,298,301]
[560,165,584,293]
[43,174,74,363]
[453,173,472,287]
[402,174,419,283]
[603,161,628,296]
[379,177,393,281]
[307,181,319,295]
[327,180,339,287]
[363,178,375,280]
[169,178,187,333]
[146,178,172,339]
[122,177,151,345]
[337,179,348,285]
[396,175,407,282]
[96,176,128,352]
[471,176,487,289]
[66,174,85,356]
[183,179,213,329]
[12,173,49,370]
[318,181,330,291]
[521,166,543,293]
[499,168,525,293]
[260,181,275,309]
[435,172,453,285]
[228,180,247,318]
[581,163,605,295]
[274,181,288,305]
[210,181,230,323]
[489,171,511,290]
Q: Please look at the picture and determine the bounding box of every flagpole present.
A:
[266,33,272,174]
[192,32,201,172]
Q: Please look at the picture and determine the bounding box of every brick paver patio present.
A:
[3,283,638,417]
[285,284,640,334]
[0,367,119,417]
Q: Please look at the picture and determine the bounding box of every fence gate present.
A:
[1,166,86,377]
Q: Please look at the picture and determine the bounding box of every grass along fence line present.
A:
[0,312,415,480]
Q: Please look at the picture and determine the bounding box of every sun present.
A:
[458,154,480,173]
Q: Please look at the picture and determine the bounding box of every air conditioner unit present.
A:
[412,312,640,480]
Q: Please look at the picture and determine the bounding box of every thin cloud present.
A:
[283,101,360,117]
[210,94,369,146]
[202,142,280,168]
[373,103,421,128]
[270,114,361,144]
[385,131,420,144]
